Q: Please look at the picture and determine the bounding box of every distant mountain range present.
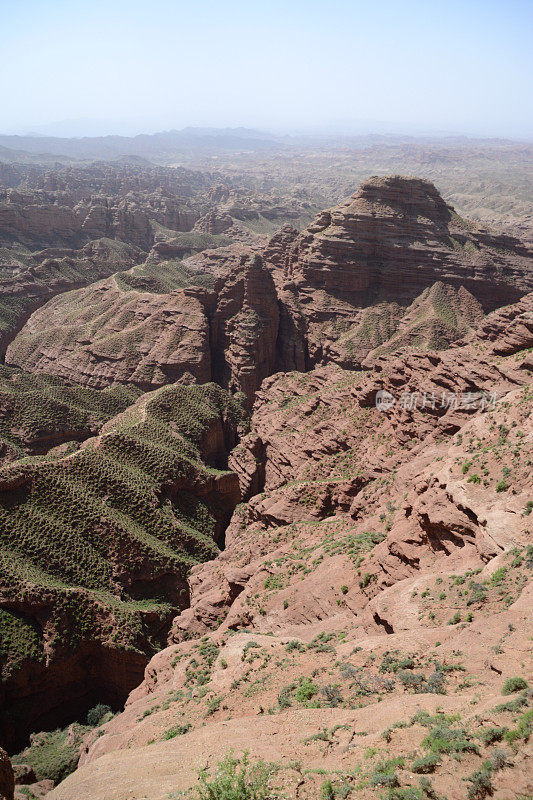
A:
[0,126,528,166]
[0,127,285,163]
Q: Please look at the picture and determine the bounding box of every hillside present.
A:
[0,380,245,751]
[0,172,530,800]
[44,293,533,800]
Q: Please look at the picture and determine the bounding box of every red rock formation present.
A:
[205,252,280,405]
[192,210,234,235]
[262,222,299,273]
[269,176,532,369]
[6,248,279,405]
[465,291,533,354]
[0,238,144,356]
[192,210,263,246]
[6,278,212,390]
[168,296,532,642]
[285,176,531,309]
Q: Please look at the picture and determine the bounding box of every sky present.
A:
[1,0,532,139]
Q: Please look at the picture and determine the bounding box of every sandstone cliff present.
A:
[269,176,532,370]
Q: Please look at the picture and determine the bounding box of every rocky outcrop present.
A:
[0,194,81,247]
[361,282,484,364]
[192,210,234,235]
[168,297,532,642]
[206,253,280,405]
[0,162,214,249]
[0,749,14,800]
[0,191,195,251]
[262,222,299,273]
[274,176,532,369]
[466,291,533,354]
[6,277,212,390]
[7,249,279,405]
[285,175,531,310]
[192,210,263,246]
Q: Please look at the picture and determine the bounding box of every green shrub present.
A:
[465,762,493,800]
[87,703,112,727]
[294,677,318,703]
[206,696,222,715]
[320,779,335,800]
[190,752,278,800]
[502,676,528,695]
[164,723,191,739]
[503,709,533,744]
[389,789,424,800]
[493,692,528,713]
[368,771,398,788]
[369,758,404,788]
[411,752,441,773]
[422,723,479,755]
[479,726,506,746]
[490,748,510,770]
[285,640,305,652]
[490,567,507,585]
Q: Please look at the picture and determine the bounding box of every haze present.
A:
[2,0,532,139]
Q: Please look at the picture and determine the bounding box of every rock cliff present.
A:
[6,249,279,405]
[271,176,532,369]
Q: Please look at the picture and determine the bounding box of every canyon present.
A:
[0,146,531,800]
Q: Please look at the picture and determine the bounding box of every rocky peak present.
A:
[263,222,299,273]
[351,174,453,222]
[285,174,532,312]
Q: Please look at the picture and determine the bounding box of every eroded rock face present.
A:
[0,749,14,800]
[285,175,532,310]
[0,163,211,249]
[6,250,279,405]
[466,291,533,354]
[0,238,144,356]
[168,296,532,642]
[272,176,532,369]
[207,253,280,405]
[6,278,212,390]
[262,222,299,273]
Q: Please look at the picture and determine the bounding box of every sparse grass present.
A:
[13,723,89,783]
[185,752,281,800]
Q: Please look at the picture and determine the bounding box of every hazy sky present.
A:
[2,0,532,138]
